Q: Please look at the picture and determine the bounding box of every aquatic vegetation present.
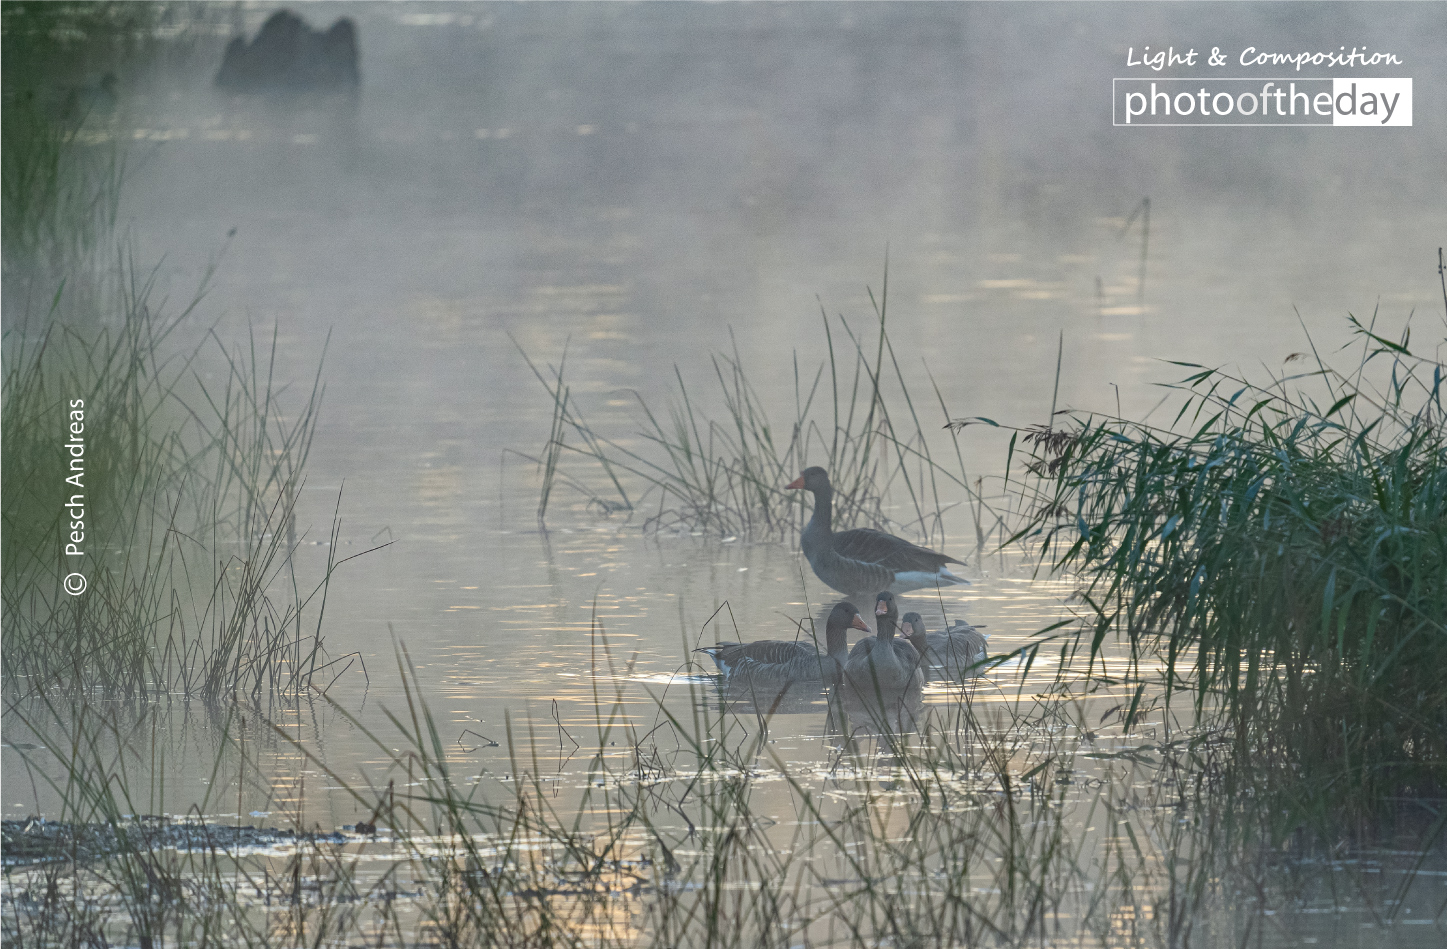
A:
[1,2,225,293]
[7,635,1444,947]
[3,694,368,947]
[517,272,1007,557]
[2,2,358,706]
[0,86,124,284]
[1014,305,1447,814]
[0,249,358,704]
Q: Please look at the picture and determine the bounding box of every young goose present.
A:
[842,592,925,730]
[696,601,871,689]
[786,467,968,597]
[902,611,989,681]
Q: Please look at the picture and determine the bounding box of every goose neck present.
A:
[806,482,833,537]
[872,635,905,674]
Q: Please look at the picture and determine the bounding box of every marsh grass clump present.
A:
[1016,311,1447,813]
[517,275,1005,554]
[0,255,352,705]
[0,85,124,282]
[1,3,352,706]
[3,5,158,261]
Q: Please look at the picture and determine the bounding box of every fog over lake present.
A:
[4,3,1445,943]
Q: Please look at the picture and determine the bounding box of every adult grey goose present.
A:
[842,592,925,731]
[695,601,871,690]
[786,467,969,596]
[902,611,989,681]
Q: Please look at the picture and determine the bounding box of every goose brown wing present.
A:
[718,640,816,667]
[830,528,959,572]
[926,628,989,674]
[933,632,984,662]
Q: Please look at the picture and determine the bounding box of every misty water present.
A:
[5,3,1446,944]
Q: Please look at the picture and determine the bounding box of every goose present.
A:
[842,592,925,730]
[786,467,969,597]
[696,601,871,691]
[902,611,989,681]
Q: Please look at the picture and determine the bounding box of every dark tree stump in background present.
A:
[216,10,358,92]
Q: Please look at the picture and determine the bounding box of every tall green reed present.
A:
[1014,309,1447,812]
[0,89,124,277]
[2,2,229,315]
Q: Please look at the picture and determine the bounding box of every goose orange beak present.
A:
[785,475,804,489]
[850,615,871,632]
[875,600,888,616]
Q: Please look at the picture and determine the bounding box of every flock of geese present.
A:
[696,467,988,732]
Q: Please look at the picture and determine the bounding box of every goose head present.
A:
[785,466,831,493]
[901,610,928,655]
[874,591,900,640]
[826,601,872,656]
